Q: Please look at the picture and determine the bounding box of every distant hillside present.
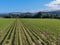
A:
[50,10,60,14]
[0,10,60,16]
[44,10,60,14]
[0,10,60,18]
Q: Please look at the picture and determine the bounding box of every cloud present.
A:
[45,0,60,11]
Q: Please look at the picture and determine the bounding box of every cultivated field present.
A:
[0,18,60,45]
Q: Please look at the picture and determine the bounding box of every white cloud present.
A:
[45,0,60,11]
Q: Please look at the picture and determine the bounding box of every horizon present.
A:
[0,0,60,13]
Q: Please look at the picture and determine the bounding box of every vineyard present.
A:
[0,18,60,45]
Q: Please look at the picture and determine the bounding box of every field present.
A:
[0,18,60,45]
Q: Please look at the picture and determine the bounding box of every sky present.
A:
[0,0,60,13]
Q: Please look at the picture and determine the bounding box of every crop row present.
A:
[0,18,60,45]
[20,19,60,45]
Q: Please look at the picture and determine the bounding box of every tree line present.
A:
[3,12,60,19]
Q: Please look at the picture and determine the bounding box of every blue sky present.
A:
[0,0,60,13]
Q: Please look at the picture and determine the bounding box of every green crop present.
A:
[0,18,60,45]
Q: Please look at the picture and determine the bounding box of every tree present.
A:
[33,12,42,18]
